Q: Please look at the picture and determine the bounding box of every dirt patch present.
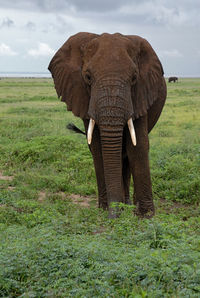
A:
[91,227,106,235]
[57,192,66,200]
[7,186,15,191]
[54,192,96,208]
[157,197,189,212]
[37,191,96,208]
[156,197,199,220]
[0,171,14,181]
[69,194,93,208]
[38,191,46,202]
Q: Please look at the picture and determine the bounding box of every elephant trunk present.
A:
[97,90,130,217]
[100,125,124,217]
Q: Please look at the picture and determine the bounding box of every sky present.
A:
[0,0,200,76]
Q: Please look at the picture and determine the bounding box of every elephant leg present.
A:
[83,120,108,209]
[122,156,132,205]
[126,116,155,217]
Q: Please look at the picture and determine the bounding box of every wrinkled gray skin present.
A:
[48,32,167,218]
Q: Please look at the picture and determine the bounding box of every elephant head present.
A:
[48,32,166,217]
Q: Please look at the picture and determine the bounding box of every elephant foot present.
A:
[98,198,108,210]
[135,202,155,219]
[108,207,121,219]
[136,209,155,219]
[124,195,132,205]
[98,191,108,210]
[99,203,108,210]
[133,194,137,205]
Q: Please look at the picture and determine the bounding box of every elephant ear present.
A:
[48,32,98,119]
[127,35,164,120]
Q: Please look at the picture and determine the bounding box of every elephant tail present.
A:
[66,123,86,135]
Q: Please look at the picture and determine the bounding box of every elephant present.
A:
[48,32,167,218]
[168,76,178,83]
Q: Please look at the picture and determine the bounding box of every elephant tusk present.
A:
[127,118,137,146]
[87,118,95,145]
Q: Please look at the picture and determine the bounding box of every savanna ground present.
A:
[0,77,199,297]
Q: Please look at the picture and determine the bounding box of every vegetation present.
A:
[0,77,199,297]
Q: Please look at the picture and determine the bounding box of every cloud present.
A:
[0,0,199,75]
[119,1,191,27]
[0,17,14,28]
[0,1,199,30]
[152,5,188,26]
[0,0,130,13]
[25,21,36,31]
[66,0,132,13]
[28,42,55,57]
[160,49,183,58]
[0,43,17,56]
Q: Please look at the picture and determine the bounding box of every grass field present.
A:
[0,77,199,297]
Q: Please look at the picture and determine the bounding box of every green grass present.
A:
[0,77,199,297]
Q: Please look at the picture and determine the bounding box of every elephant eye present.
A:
[131,74,137,85]
[85,72,92,85]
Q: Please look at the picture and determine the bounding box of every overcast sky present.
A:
[0,0,200,76]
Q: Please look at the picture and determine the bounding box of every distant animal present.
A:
[168,76,178,83]
[48,32,166,218]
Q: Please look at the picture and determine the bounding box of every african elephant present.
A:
[168,76,178,83]
[48,32,167,218]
